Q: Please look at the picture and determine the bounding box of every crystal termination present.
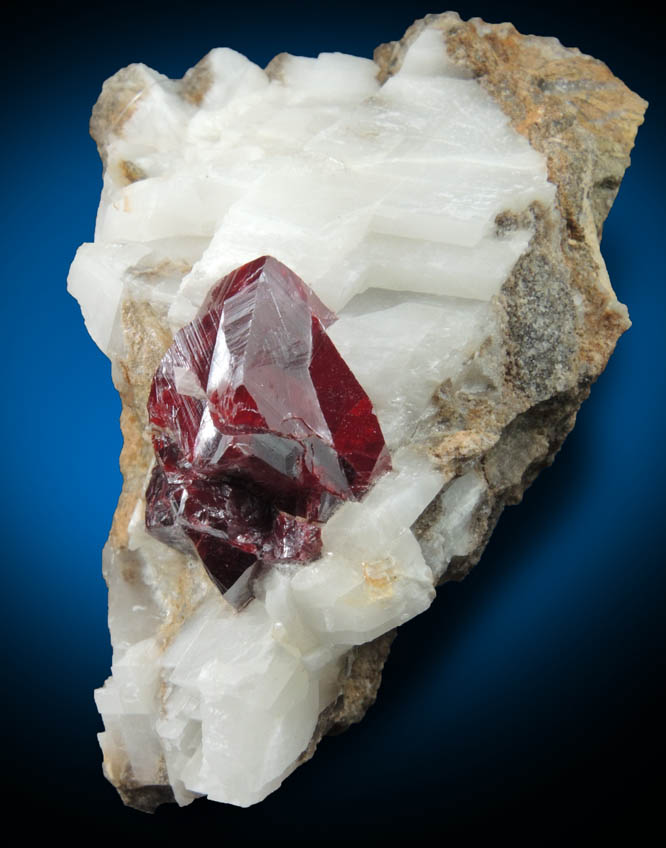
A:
[145,256,391,606]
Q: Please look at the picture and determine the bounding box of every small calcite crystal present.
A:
[68,11,646,813]
[145,255,390,604]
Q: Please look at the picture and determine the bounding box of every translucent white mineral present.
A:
[68,14,643,810]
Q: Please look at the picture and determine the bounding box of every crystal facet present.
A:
[146,256,391,604]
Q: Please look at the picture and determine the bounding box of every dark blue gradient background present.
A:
[3,1,663,839]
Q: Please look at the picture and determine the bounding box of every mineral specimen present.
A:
[68,12,646,811]
[145,255,390,606]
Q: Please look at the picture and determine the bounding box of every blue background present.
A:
[3,1,663,839]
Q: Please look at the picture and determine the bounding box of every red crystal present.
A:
[145,256,391,606]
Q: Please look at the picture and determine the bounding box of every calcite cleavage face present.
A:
[145,255,391,605]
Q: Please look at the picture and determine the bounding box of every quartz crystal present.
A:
[68,12,646,811]
[145,255,390,605]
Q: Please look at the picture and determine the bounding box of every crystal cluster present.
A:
[145,255,390,605]
[68,12,645,812]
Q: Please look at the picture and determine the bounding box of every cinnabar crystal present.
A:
[145,256,390,606]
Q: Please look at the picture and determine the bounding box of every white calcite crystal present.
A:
[68,12,646,811]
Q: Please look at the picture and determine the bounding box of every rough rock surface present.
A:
[294,12,646,779]
[71,11,646,811]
